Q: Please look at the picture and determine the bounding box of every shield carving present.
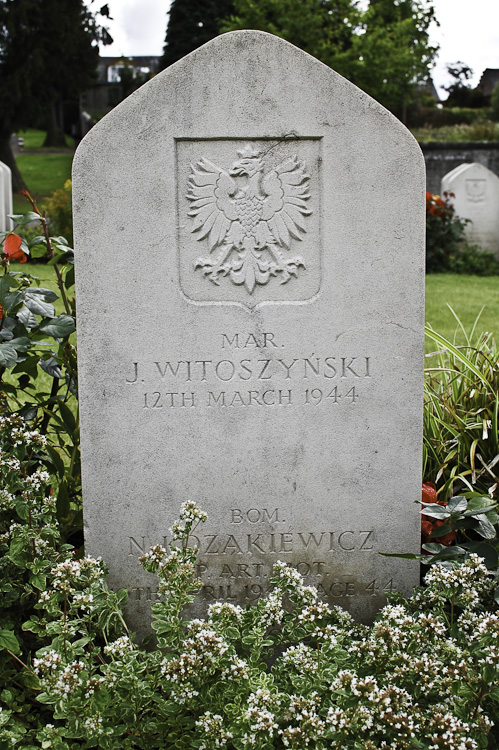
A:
[466,178,487,203]
[177,138,321,309]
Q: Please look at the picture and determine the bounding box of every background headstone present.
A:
[73,31,425,639]
[441,162,499,258]
[0,161,13,232]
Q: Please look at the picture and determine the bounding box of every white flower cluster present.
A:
[272,561,318,605]
[258,590,285,628]
[9,425,47,448]
[282,642,318,674]
[51,559,82,592]
[24,470,50,491]
[0,488,14,511]
[140,544,169,565]
[51,556,104,593]
[104,635,135,660]
[33,649,62,674]
[0,453,21,472]
[179,500,208,524]
[195,711,233,749]
[84,714,104,735]
[169,501,208,539]
[279,693,325,748]
[424,555,492,608]
[72,591,95,612]
[221,656,250,681]
[328,672,418,742]
[243,688,280,746]
[160,628,230,703]
[208,601,244,624]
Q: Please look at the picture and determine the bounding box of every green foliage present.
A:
[491,83,499,123]
[43,181,73,245]
[424,192,499,275]
[1,464,499,748]
[425,190,470,272]
[414,119,499,142]
[160,0,235,69]
[220,0,437,119]
[0,0,110,187]
[442,62,485,110]
[424,323,499,500]
[0,197,80,541]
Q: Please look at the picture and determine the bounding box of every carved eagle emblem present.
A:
[187,145,312,294]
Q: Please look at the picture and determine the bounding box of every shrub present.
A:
[425,191,499,275]
[42,180,73,245]
[424,324,499,500]
[425,190,468,272]
[1,443,499,749]
[491,84,499,123]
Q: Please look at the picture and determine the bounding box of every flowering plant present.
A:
[0,195,79,541]
[425,190,469,273]
[1,417,499,750]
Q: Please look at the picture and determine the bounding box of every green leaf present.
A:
[38,314,75,338]
[465,542,498,569]
[0,629,20,654]
[0,275,19,302]
[39,356,62,379]
[17,305,39,329]
[29,235,47,248]
[0,342,20,368]
[474,516,496,539]
[46,445,65,477]
[58,400,76,432]
[447,496,467,513]
[24,294,54,318]
[65,265,75,288]
[425,326,489,385]
[421,505,450,519]
[28,287,58,302]
[56,479,70,520]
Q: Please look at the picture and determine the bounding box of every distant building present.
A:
[81,56,160,121]
[478,68,499,99]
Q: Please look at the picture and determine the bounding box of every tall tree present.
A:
[160,0,234,69]
[220,0,437,121]
[351,0,438,120]
[0,0,111,190]
[220,0,359,73]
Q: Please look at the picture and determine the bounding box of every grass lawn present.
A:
[425,274,499,350]
[13,129,75,214]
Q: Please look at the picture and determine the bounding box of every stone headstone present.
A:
[0,161,13,232]
[73,31,425,638]
[441,162,499,258]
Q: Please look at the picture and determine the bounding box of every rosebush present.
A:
[425,191,499,275]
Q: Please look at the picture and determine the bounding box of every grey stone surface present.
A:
[0,161,13,232]
[73,31,425,638]
[441,162,499,257]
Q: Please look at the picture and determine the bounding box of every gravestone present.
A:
[441,162,499,258]
[0,161,13,232]
[73,31,425,638]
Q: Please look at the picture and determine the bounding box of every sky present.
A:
[91,0,499,98]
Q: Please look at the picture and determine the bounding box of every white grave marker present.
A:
[0,161,13,232]
[73,32,425,637]
[441,162,499,258]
